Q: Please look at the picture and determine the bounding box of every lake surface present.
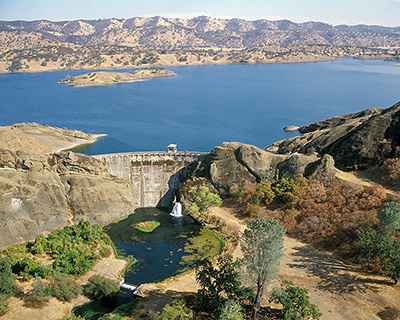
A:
[1,58,400,155]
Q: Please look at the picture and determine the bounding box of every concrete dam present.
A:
[93,151,207,208]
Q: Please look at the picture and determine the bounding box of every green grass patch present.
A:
[178,227,224,273]
[132,221,160,233]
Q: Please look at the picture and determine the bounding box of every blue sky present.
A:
[1,0,399,27]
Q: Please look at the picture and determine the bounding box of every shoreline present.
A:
[0,56,339,75]
[51,133,107,153]
[5,55,398,75]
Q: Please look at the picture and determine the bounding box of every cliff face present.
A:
[269,102,400,171]
[0,123,137,248]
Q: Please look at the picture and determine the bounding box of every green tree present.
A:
[378,202,400,230]
[84,274,120,300]
[31,277,45,298]
[154,299,193,320]
[358,202,400,284]
[188,186,222,223]
[24,277,49,309]
[0,254,17,298]
[219,300,246,320]
[269,280,322,320]
[240,218,286,320]
[196,254,254,315]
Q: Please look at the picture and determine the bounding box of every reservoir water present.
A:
[1,58,400,155]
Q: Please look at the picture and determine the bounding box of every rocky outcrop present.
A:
[0,123,137,248]
[277,153,320,179]
[268,102,400,171]
[304,154,338,178]
[298,107,383,133]
[189,142,320,198]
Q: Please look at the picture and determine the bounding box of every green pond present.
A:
[105,207,223,285]
[74,207,223,319]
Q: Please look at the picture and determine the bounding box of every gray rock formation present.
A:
[277,153,319,179]
[298,107,383,133]
[268,102,400,171]
[304,154,338,178]
[189,142,319,198]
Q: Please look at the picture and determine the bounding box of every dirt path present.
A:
[335,170,398,196]
[135,204,400,320]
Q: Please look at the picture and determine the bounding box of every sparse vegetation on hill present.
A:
[232,173,396,259]
[1,16,400,73]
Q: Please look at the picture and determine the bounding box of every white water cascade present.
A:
[170,202,183,217]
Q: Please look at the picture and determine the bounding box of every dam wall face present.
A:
[93,152,207,208]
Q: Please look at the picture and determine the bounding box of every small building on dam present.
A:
[93,148,207,208]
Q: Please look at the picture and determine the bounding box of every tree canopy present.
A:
[240,218,286,319]
[196,254,254,316]
[188,186,222,223]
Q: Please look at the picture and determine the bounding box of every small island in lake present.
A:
[60,68,175,87]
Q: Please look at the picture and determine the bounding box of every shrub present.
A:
[262,174,392,257]
[244,203,260,217]
[5,220,112,277]
[219,300,245,320]
[12,256,52,279]
[51,274,82,302]
[269,280,322,320]
[358,202,400,284]
[84,274,120,300]
[24,277,49,309]
[0,255,17,298]
[0,295,9,316]
[272,174,308,203]
[188,186,222,223]
[154,299,193,320]
[99,245,111,258]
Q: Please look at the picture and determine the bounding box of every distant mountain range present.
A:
[1,16,400,48]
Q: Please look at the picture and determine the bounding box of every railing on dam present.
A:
[93,151,208,208]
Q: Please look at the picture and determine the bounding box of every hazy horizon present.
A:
[1,0,399,28]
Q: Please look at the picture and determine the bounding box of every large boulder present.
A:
[236,144,288,182]
[207,142,257,198]
[277,153,319,179]
[304,154,338,178]
[61,173,136,225]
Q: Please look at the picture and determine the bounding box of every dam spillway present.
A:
[93,151,207,208]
